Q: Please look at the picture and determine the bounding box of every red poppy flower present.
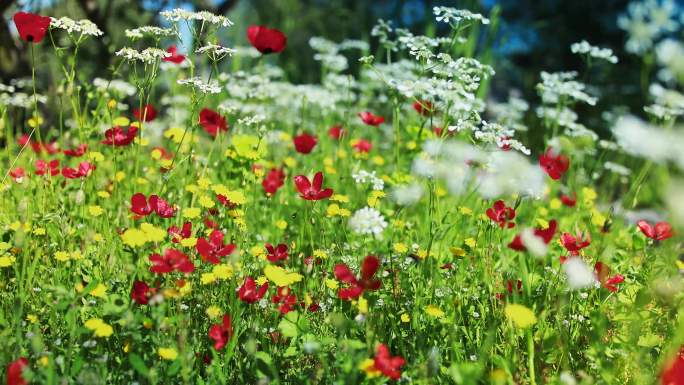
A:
[661,346,684,385]
[413,100,435,116]
[557,193,575,207]
[102,125,138,146]
[134,104,157,122]
[247,25,287,54]
[238,277,269,303]
[352,139,373,153]
[18,134,42,153]
[9,168,25,183]
[63,144,88,157]
[272,287,297,315]
[6,357,29,385]
[18,134,59,154]
[130,193,175,218]
[131,280,155,305]
[637,220,673,241]
[560,231,591,256]
[358,111,385,126]
[539,147,569,180]
[265,243,288,263]
[169,222,192,243]
[150,248,195,274]
[61,161,95,179]
[34,159,60,176]
[262,168,286,195]
[334,255,381,300]
[163,45,186,64]
[199,108,228,137]
[373,344,405,380]
[293,133,317,154]
[293,171,333,201]
[196,230,236,264]
[594,262,624,292]
[486,200,516,229]
[508,220,558,251]
[496,279,523,300]
[328,125,345,140]
[13,12,51,43]
[208,314,233,351]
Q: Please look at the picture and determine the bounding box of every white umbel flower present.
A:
[160,8,233,27]
[177,77,221,94]
[349,207,387,238]
[115,47,171,64]
[433,7,489,25]
[563,257,596,290]
[570,40,618,64]
[196,43,236,60]
[125,26,178,40]
[50,17,103,37]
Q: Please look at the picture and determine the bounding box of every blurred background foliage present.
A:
[1,0,645,114]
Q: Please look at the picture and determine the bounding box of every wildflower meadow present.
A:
[1,1,684,384]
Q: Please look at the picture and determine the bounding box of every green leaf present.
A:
[128,353,149,377]
[277,311,309,339]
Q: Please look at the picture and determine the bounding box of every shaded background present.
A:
[1,0,644,112]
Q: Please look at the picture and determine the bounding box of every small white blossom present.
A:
[50,17,103,37]
[349,207,387,238]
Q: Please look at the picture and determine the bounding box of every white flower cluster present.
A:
[125,26,178,40]
[196,43,236,60]
[487,93,529,132]
[0,92,47,108]
[177,77,221,94]
[348,207,387,238]
[570,40,618,64]
[310,37,349,73]
[50,17,103,37]
[537,71,597,106]
[563,258,596,290]
[352,170,384,191]
[93,78,136,96]
[115,47,171,64]
[160,8,233,27]
[391,183,424,206]
[536,106,598,141]
[474,121,531,155]
[618,0,679,55]
[433,7,489,25]
[612,115,684,169]
[655,39,684,82]
[413,139,545,199]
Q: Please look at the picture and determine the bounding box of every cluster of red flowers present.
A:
[539,147,570,180]
[262,167,286,195]
[199,108,228,137]
[637,220,673,241]
[358,111,385,126]
[130,193,175,218]
[334,255,382,300]
[196,230,236,264]
[508,220,558,252]
[486,200,516,229]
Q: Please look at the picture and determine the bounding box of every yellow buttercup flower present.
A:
[85,318,113,337]
[504,304,537,329]
[183,207,201,219]
[264,265,303,287]
[393,243,409,253]
[158,347,178,360]
[425,305,445,318]
[89,283,107,298]
[88,205,104,217]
